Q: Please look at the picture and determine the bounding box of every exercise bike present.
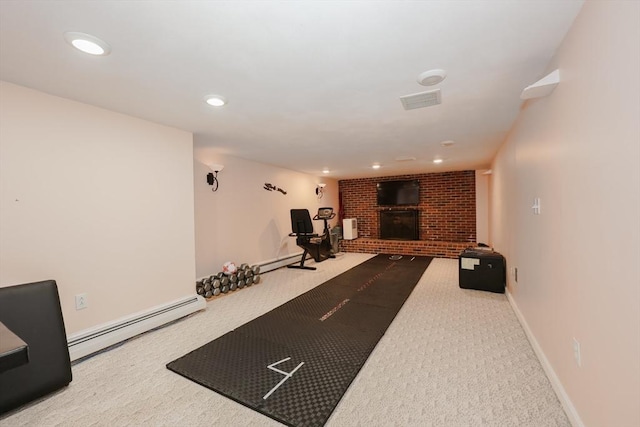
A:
[287,207,336,271]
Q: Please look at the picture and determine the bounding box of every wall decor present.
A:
[263,183,287,195]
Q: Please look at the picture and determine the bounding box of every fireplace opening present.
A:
[379,210,419,240]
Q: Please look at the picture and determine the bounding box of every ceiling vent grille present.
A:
[400,89,441,110]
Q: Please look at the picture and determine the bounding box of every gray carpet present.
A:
[0,254,570,426]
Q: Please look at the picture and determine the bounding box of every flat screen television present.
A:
[376,180,420,206]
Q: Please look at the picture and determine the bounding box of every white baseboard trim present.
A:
[67,294,206,362]
[506,290,584,427]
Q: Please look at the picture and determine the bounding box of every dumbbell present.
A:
[253,274,261,284]
[204,290,212,298]
[196,286,204,295]
[212,287,221,296]
[229,274,237,284]
[237,279,245,289]
[230,282,237,291]
[240,263,249,270]
[237,270,245,281]
[245,276,253,286]
[212,278,221,289]
[221,285,229,294]
[251,265,261,275]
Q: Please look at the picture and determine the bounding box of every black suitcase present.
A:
[458,248,506,293]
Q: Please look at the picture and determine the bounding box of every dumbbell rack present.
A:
[195,263,262,299]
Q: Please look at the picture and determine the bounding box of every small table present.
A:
[0,321,29,373]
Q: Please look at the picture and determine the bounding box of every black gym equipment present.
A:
[287,207,336,271]
[196,264,263,299]
[168,254,433,427]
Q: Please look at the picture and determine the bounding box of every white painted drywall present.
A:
[193,145,339,278]
[0,81,196,335]
[490,2,640,425]
[475,170,489,245]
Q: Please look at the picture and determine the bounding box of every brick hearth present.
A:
[340,239,472,259]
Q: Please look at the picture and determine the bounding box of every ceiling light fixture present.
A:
[64,32,111,56]
[205,95,227,107]
[440,140,455,147]
[418,69,447,86]
[372,164,381,169]
[322,169,330,174]
[433,158,444,164]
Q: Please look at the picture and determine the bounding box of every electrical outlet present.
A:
[75,293,88,310]
[572,337,582,367]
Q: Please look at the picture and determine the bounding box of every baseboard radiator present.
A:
[256,251,306,274]
[195,252,306,283]
[67,295,206,362]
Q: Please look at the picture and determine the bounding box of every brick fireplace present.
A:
[338,170,476,258]
[379,209,419,240]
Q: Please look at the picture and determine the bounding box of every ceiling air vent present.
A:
[400,89,441,110]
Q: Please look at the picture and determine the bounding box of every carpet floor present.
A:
[0,253,570,426]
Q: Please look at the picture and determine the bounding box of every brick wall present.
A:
[338,170,476,258]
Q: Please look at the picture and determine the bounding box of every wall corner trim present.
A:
[506,290,585,427]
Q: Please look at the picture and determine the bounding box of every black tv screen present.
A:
[376,180,420,206]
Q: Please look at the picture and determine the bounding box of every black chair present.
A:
[0,280,72,415]
[288,208,335,270]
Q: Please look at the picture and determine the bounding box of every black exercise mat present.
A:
[167,254,432,427]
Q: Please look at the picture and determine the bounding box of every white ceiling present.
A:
[0,1,584,179]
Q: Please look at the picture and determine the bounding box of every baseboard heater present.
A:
[256,251,306,274]
[195,252,306,283]
[67,295,206,362]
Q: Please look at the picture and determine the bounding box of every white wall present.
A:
[0,82,196,335]
[475,170,489,244]
[490,2,639,426]
[193,145,339,278]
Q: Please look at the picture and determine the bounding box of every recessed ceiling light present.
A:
[205,95,227,107]
[433,158,444,164]
[372,164,381,169]
[322,169,330,174]
[418,69,447,86]
[440,140,455,147]
[64,32,111,56]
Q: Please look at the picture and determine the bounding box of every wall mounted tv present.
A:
[376,180,420,206]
